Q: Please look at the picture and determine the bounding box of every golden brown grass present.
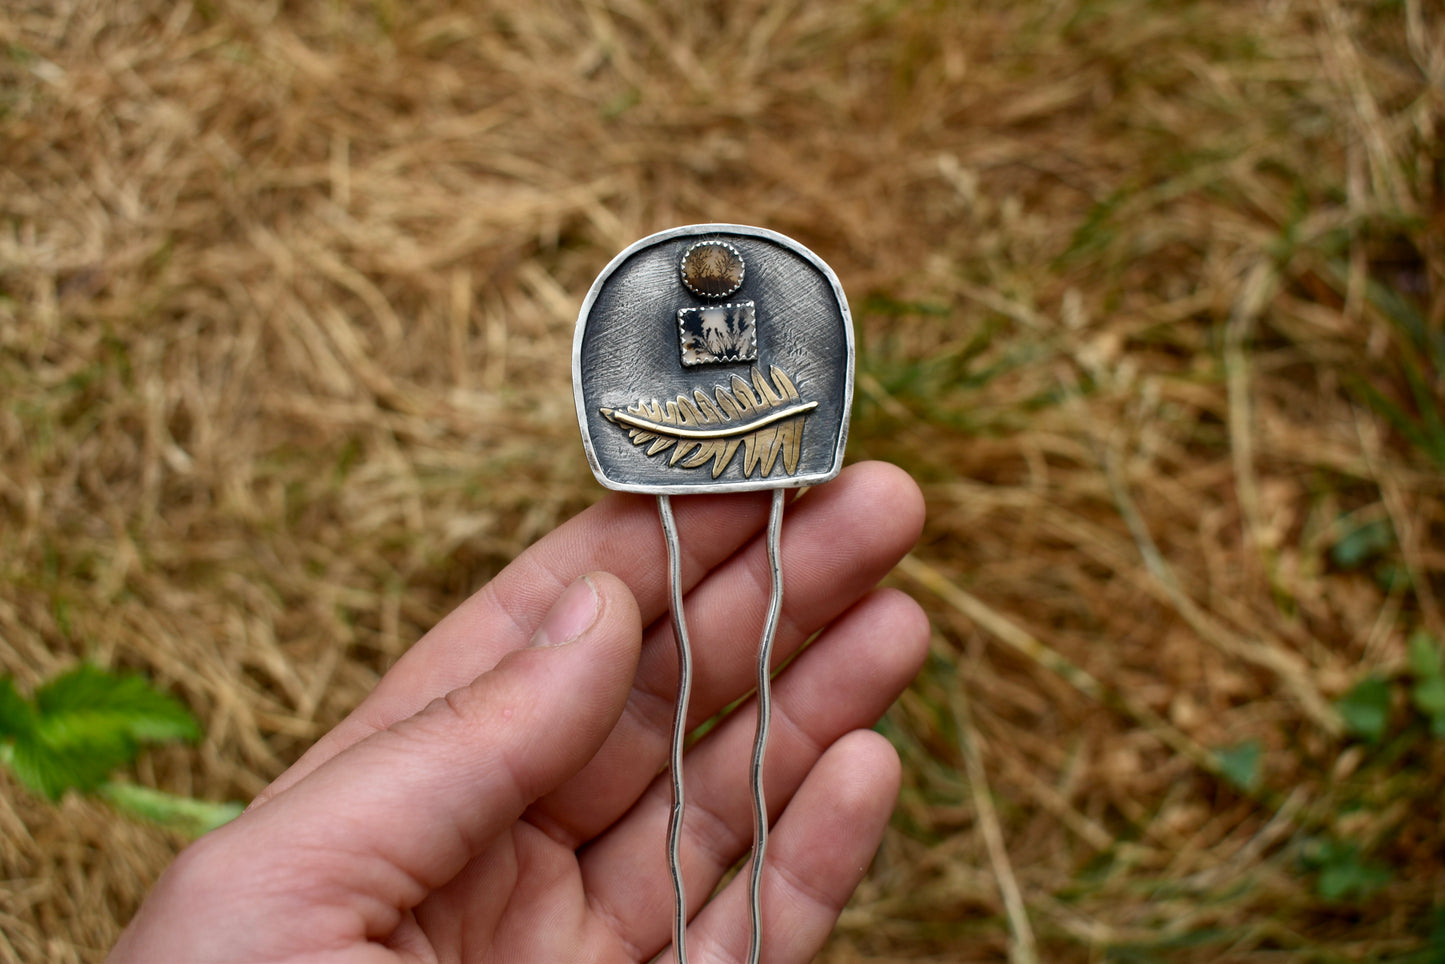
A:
[3,0,1443,960]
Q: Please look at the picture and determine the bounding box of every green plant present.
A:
[1337,675,1393,744]
[1407,631,1445,739]
[1303,838,1394,903]
[1214,738,1263,792]
[1335,632,1445,745]
[0,664,242,836]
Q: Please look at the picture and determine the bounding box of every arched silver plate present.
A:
[573,224,854,494]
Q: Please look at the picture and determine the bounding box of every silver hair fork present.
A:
[574,225,854,964]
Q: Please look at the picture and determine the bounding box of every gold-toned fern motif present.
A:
[601,366,818,479]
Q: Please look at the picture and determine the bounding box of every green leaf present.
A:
[1331,517,1395,570]
[1214,739,1262,792]
[35,665,199,744]
[1412,676,1445,719]
[1312,840,1393,902]
[99,782,244,837]
[0,677,36,739]
[9,724,134,799]
[1337,676,1392,743]
[2,666,201,800]
[1408,631,1444,679]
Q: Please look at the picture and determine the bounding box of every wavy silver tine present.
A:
[747,487,786,964]
[658,495,691,964]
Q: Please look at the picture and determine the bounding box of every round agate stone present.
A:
[680,240,745,298]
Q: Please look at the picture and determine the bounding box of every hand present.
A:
[109,462,928,963]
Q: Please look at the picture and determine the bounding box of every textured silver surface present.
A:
[574,224,853,494]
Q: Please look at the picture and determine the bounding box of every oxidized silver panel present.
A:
[573,224,854,494]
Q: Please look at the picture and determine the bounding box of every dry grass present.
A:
[2,0,1443,960]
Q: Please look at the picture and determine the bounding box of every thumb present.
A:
[272,570,640,862]
[214,573,638,943]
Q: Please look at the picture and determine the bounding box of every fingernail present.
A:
[530,575,600,648]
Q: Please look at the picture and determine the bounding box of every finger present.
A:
[531,463,924,844]
[257,481,783,802]
[580,588,929,958]
[679,731,902,964]
[118,574,643,962]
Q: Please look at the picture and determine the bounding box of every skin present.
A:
[109,461,929,964]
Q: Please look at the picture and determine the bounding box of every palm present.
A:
[387,824,625,963]
[110,464,927,964]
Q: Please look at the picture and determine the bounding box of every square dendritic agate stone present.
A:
[678,302,757,366]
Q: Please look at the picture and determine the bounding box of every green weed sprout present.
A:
[0,665,242,837]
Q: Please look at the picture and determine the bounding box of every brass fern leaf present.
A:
[601,366,818,479]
